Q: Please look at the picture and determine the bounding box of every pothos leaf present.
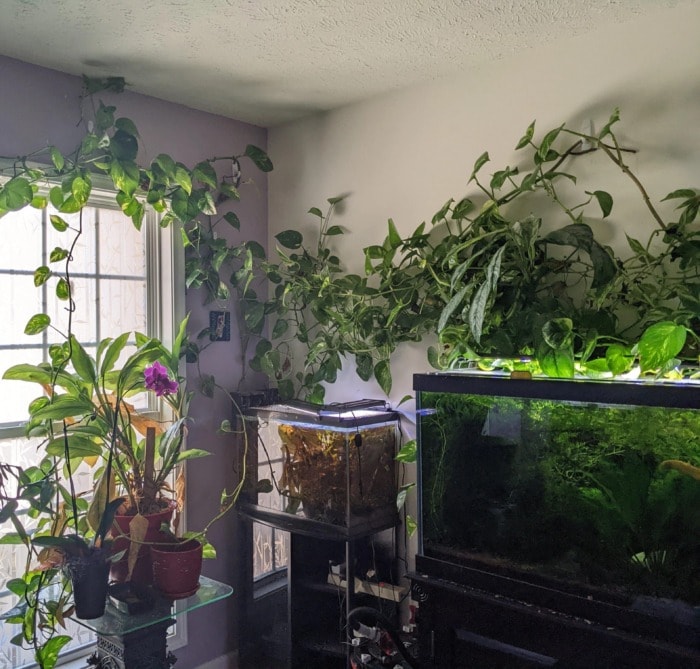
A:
[638,322,687,373]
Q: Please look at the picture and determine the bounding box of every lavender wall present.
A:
[0,55,268,667]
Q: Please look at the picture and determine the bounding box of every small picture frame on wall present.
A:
[209,310,231,341]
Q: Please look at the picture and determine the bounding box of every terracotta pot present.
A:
[67,553,110,619]
[151,539,203,599]
[110,504,174,586]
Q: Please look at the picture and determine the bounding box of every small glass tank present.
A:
[241,399,399,538]
[415,372,700,609]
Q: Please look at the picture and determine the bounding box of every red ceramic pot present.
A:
[110,503,175,586]
[151,539,203,599]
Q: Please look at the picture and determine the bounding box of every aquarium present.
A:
[415,372,700,609]
[241,399,399,538]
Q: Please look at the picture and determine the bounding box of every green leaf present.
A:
[544,223,593,252]
[599,108,620,139]
[49,247,69,263]
[275,230,303,249]
[662,188,697,202]
[36,635,72,669]
[605,343,633,376]
[590,241,617,290]
[49,186,64,209]
[50,146,65,171]
[71,175,91,206]
[438,284,468,333]
[244,145,273,172]
[374,359,392,396]
[468,246,505,344]
[100,332,129,377]
[515,120,535,150]
[308,206,323,218]
[387,218,402,249]
[396,482,415,512]
[45,434,102,458]
[324,225,344,236]
[33,395,95,422]
[176,448,211,462]
[33,266,51,287]
[174,166,192,195]
[115,117,140,137]
[193,161,218,188]
[405,514,418,536]
[638,322,687,373]
[538,345,575,378]
[591,190,613,218]
[69,336,97,385]
[542,318,573,349]
[110,160,140,197]
[396,439,417,463]
[468,152,489,182]
[355,353,373,381]
[223,211,240,229]
[1,177,33,210]
[110,128,139,161]
[537,124,564,163]
[56,278,70,300]
[154,153,176,177]
[24,314,50,335]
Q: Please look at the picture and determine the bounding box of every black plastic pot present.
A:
[67,554,110,619]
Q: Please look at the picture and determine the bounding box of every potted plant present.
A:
[0,75,270,669]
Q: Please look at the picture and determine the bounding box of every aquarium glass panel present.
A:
[416,374,700,606]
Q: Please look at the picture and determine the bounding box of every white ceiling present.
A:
[0,0,695,127]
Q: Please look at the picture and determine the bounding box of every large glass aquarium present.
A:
[415,372,700,610]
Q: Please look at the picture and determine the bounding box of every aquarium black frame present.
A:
[410,371,700,668]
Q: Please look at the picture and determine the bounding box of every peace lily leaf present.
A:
[24,314,51,335]
[100,332,129,378]
[396,439,417,463]
[637,321,686,373]
[87,468,117,533]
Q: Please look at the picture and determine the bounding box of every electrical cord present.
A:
[348,606,420,669]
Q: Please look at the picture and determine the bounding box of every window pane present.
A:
[0,349,42,425]
[99,208,146,276]
[0,275,44,348]
[0,208,42,270]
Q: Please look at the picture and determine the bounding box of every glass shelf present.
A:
[72,576,233,637]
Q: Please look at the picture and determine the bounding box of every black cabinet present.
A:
[287,530,403,668]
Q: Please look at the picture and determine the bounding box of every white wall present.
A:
[268,2,700,411]
[268,3,700,572]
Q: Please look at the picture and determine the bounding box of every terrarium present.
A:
[415,372,700,608]
[240,399,399,538]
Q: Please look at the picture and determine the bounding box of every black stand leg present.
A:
[88,619,177,669]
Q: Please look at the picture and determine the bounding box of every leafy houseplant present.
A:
[0,75,270,668]
[234,110,698,405]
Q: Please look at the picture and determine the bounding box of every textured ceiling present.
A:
[0,0,695,126]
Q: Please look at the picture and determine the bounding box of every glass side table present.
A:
[72,576,233,669]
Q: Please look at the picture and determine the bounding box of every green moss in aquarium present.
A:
[419,391,700,604]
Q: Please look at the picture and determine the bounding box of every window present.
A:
[0,180,183,667]
[252,419,289,585]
